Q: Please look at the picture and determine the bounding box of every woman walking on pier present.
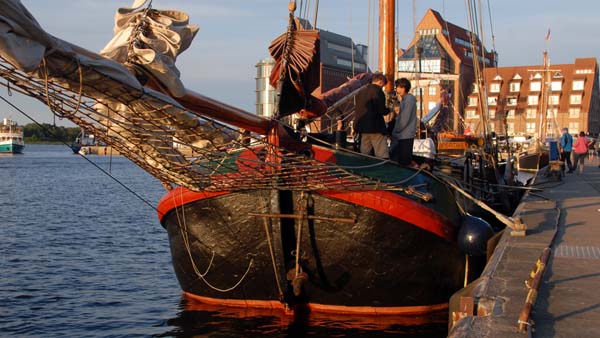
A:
[573,131,589,174]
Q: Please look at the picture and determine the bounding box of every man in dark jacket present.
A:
[353,73,390,158]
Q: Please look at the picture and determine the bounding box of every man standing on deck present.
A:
[560,127,574,173]
[390,78,417,165]
[353,73,391,158]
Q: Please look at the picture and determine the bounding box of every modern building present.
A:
[255,58,276,118]
[397,9,497,131]
[464,57,600,138]
[255,22,368,132]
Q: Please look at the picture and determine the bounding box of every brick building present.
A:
[464,57,600,138]
[397,9,496,130]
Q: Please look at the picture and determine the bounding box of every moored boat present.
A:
[0,117,24,154]
[0,0,519,318]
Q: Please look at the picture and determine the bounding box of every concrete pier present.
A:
[448,160,600,337]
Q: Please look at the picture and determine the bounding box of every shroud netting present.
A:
[0,53,391,193]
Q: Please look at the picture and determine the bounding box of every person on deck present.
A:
[572,131,589,174]
[353,73,390,158]
[559,127,574,173]
[389,77,417,165]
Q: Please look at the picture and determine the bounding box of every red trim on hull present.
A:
[319,190,456,241]
[157,187,229,222]
[183,291,448,316]
[157,187,455,241]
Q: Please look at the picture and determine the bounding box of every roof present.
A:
[403,9,496,68]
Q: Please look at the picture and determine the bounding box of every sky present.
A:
[2,0,599,127]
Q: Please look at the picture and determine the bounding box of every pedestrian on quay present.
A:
[559,127,575,173]
[572,131,589,174]
[389,77,417,165]
[353,73,391,158]
[587,135,596,161]
[597,137,600,168]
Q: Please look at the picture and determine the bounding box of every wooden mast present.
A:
[378,0,395,91]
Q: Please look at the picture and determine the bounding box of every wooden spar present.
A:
[378,0,395,91]
[176,89,271,135]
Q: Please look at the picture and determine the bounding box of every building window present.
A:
[472,84,478,93]
[530,81,541,91]
[488,97,498,106]
[489,110,495,119]
[569,108,580,118]
[490,83,500,93]
[568,122,579,131]
[547,108,557,118]
[466,110,478,119]
[570,94,582,105]
[507,109,515,119]
[507,96,518,106]
[526,108,537,119]
[328,42,353,54]
[549,95,560,105]
[398,60,418,72]
[428,86,437,96]
[551,81,562,91]
[421,59,441,73]
[489,123,496,132]
[507,122,515,136]
[413,87,421,96]
[526,122,536,134]
[528,95,539,105]
[469,97,478,106]
[336,58,366,70]
[572,80,585,91]
[509,82,521,92]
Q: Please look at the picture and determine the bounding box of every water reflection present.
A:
[158,297,448,337]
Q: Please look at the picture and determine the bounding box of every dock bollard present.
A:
[518,247,552,332]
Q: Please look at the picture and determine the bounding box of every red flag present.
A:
[545,28,551,41]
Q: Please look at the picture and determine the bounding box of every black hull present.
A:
[162,190,466,311]
[519,152,549,170]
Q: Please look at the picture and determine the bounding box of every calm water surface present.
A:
[0,144,446,337]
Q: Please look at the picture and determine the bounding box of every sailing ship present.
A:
[516,51,556,171]
[0,0,520,316]
[0,117,24,154]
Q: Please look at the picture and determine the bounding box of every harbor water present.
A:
[1,144,446,337]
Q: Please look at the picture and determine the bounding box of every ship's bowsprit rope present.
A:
[0,53,391,192]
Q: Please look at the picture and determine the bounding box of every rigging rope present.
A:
[259,199,284,300]
[486,0,497,67]
[169,189,255,293]
[0,93,160,216]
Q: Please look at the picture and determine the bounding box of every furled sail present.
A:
[268,17,321,118]
[100,0,199,98]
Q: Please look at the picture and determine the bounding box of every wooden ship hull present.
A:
[157,146,467,314]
